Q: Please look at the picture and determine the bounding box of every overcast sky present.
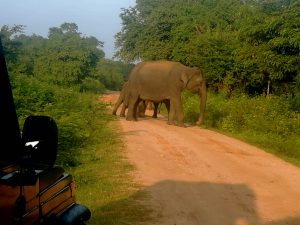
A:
[0,0,136,59]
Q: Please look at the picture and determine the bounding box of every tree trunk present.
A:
[267,80,270,95]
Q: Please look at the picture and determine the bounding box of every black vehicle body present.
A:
[0,38,91,225]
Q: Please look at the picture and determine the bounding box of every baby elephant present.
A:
[112,82,170,118]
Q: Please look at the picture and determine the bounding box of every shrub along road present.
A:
[101,92,300,225]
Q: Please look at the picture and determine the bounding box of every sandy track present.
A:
[100,92,300,225]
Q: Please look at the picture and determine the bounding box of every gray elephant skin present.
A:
[126,60,207,126]
[112,81,149,117]
[112,81,129,117]
[146,100,170,119]
[112,81,170,118]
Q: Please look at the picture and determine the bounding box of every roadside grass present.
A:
[12,75,152,225]
[63,97,154,225]
[182,91,300,167]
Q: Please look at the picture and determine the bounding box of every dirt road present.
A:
[100,92,300,225]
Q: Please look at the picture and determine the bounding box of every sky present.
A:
[0,0,136,59]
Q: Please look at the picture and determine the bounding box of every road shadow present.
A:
[141,180,261,225]
[92,180,300,225]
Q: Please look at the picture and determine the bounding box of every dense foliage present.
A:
[0,23,131,166]
[11,74,104,167]
[1,22,131,92]
[115,0,300,97]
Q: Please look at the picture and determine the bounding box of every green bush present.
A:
[11,74,108,167]
[11,74,56,119]
[80,77,106,94]
[182,91,201,124]
[289,91,300,113]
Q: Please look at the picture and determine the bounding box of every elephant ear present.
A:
[180,71,190,87]
[180,68,194,87]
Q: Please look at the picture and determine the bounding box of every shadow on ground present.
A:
[91,180,300,225]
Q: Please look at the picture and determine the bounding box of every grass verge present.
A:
[181,91,300,167]
[65,97,153,225]
[12,75,152,224]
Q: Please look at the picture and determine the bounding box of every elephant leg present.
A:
[127,95,140,121]
[168,99,176,125]
[112,97,123,115]
[152,102,159,118]
[176,105,185,127]
[120,103,127,117]
[169,97,185,127]
[133,98,142,120]
[164,100,170,121]
[120,95,129,117]
[138,100,146,117]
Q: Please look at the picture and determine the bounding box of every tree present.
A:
[237,0,300,94]
[94,59,133,90]
[0,25,25,63]
[116,0,300,96]
[33,23,105,86]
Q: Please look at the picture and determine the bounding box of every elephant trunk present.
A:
[196,81,207,125]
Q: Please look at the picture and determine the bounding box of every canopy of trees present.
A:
[115,0,300,96]
[1,22,131,91]
[0,22,134,167]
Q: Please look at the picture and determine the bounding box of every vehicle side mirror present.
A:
[22,116,58,170]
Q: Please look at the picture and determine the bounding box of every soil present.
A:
[100,92,300,225]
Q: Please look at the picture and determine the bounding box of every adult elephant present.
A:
[126,60,207,126]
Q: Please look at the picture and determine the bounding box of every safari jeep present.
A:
[0,38,91,225]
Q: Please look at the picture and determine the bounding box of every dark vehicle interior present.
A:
[0,38,91,225]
